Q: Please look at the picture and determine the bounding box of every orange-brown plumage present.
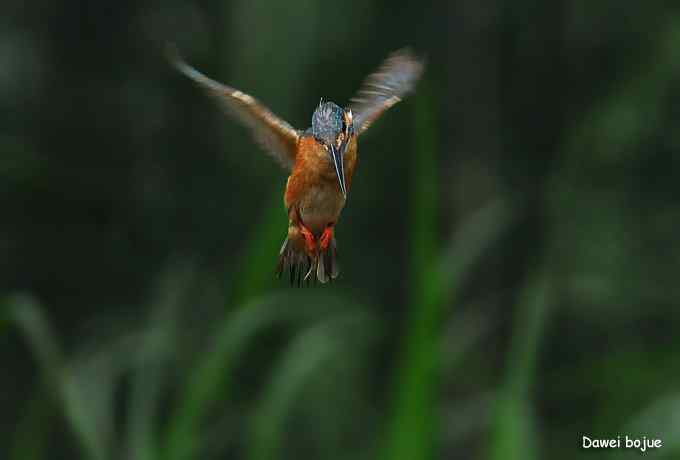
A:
[285,134,357,235]
[170,46,423,284]
[280,133,358,282]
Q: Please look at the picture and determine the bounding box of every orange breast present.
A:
[284,135,358,235]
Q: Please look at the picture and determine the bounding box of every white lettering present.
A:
[585,434,662,451]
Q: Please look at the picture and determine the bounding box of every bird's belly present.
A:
[299,183,346,236]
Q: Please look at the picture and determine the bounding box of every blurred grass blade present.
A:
[7,295,109,460]
[248,312,371,460]
[126,324,174,460]
[441,308,497,376]
[164,293,337,460]
[563,18,680,165]
[489,393,536,460]
[125,267,194,460]
[489,272,552,460]
[438,198,516,301]
[66,330,142,460]
[382,72,516,456]
[382,83,440,460]
[625,393,680,455]
[62,357,114,460]
[7,295,64,381]
[443,391,495,447]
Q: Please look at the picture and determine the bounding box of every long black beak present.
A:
[329,143,347,198]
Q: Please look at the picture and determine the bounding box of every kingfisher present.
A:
[170,48,423,284]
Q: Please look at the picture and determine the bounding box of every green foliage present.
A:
[382,83,441,460]
[8,295,119,460]
[489,273,552,460]
[163,292,352,460]
[3,1,680,459]
[247,310,376,460]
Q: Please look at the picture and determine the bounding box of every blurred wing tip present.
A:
[165,43,191,76]
[390,47,425,65]
[165,45,298,169]
[386,47,426,86]
[348,47,425,133]
[165,44,226,94]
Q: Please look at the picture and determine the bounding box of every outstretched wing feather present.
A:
[169,49,300,169]
[349,49,425,135]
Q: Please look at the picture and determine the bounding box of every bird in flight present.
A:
[169,48,424,285]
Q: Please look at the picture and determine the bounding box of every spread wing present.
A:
[169,48,300,170]
[349,48,425,135]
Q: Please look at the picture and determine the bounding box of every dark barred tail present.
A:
[316,237,340,283]
[276,237,339,286]
[276,239,309,287]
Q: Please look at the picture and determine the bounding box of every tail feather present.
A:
[317,252,328,283]
[317,237,340,283]
[276,236,340,286]
[276,238,309,286]
[330,237,340,280]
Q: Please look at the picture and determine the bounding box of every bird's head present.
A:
[311,101,353,198]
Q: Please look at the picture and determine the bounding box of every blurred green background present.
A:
[2,1,680,459]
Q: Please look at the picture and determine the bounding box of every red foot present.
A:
[299,223,317,254]
[319,225,334,251]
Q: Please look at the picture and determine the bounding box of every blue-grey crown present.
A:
[311,101,344,145]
